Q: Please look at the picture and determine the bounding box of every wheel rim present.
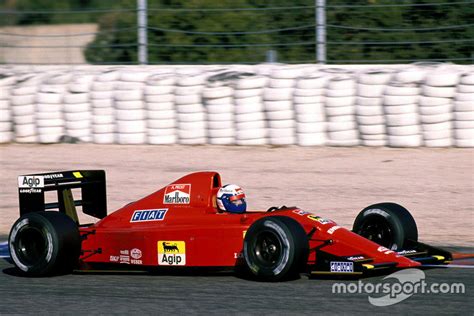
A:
[253,230,283,268]
[357,219,394,249]
[16,226,47,266]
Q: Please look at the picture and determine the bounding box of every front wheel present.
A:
[352,203,418,251]
[243,216,309,281]
[9,211,81,276]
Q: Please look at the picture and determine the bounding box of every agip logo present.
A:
[18,176,44,188]
[157,241,186,266]
[163,184,191,204]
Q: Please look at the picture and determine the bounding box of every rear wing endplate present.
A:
[18,170,107,221]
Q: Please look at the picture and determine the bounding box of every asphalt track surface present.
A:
[1,238,472,315]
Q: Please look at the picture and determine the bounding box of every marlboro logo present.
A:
[163,184,191,204]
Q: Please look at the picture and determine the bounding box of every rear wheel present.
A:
[243,216,309,281]
[9,211,81,276]
[352,203,418,250]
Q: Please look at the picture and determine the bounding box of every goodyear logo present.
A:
[157,241,186,266]
[130,209,168,222]
[330,261,354,273]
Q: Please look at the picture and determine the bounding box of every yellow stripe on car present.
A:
[73,172,83,178]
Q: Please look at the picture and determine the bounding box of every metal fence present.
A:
[0,1,473,64]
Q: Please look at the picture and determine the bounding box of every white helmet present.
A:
[216,184,246,213]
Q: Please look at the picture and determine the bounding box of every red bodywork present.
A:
[78,171,421,270]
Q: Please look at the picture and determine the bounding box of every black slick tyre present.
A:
[352,203,418,251]
[8,211,81,276]
[243,216,309,281]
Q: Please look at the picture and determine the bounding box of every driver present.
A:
[216,184,247,213]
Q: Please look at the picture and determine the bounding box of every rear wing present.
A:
[18,170,107,222]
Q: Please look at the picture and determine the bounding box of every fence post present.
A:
[316,0,326,64]
[137,0,148,64]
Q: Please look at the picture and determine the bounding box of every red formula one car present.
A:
[8,171,452,281]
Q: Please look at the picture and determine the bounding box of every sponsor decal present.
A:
[130,248,143,264]
[130,209,168,222]
[396,249,417,256]
[242,230,247,239]
[307,215,332,224]
[73,171,83,178]
[110,255,119,262]
[330,261,354,273]
[43,173,64,179]
[234,252,243,259]
[158,241,186,266]
[293,210,312,216]
[163,184,191,204]
[327,225,341,235]
[347,256,365,261]
[377,246,395,255]
[18,176,44,189]
[19,188,42,194]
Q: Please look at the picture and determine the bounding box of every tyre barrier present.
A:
[0,63,473,147]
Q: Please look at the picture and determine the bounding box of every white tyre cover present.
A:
[234,88,262,99]
[91,91,114,100]
[92,99,113,108]
[457,84,474,93]
[36,103,62,113]
[297,132,326,146]
[326,105,355,117]
[146,102,174,111]
[235,111,265,123]
[235,76,267,89]
[325,88,356,98]
[362,139,387,147]
[119,71,150,83]
[178,137,207,145]
[13,115,34,125]
[92,81,115,91]
[425,70,460,87]
[327,114,355,123]
[0,100,10,109]
[116,132,147,144]
[11,94,35,106]
[147,128,176,136]
[208,112,233,122]
[148,134,177,145]
[175,94,202,105]
[177,112,205,122]
[270,67,303,79]
[294,103,325,115]
[0,88,10,99]
[14,123,36,137]
[205,97,233,106]
[419,96,450,106]
[38,133,62,144]
[419,104,451,116]
[15,135,37,143]
[0,109,11,121]
[385,113,419,126]
[357,83,386,98]
[145,94,174,103]
[293,95,325,104]
[64,103,90,113]
[236,128,266,140]
[268,120,295,129]
[177,75,206,87]
[383,104,417,115]
[327,121,357,132]
[178,129,206,139]
[234,96,263,106]
[269,136,296,145]
[117,120,146,133]
[40,84,66,93]
[361,133,386,141]
[12,86,37,96]
[356,105,384,116]
[144,85,174,95]
[383,95,418,106]
[293,88,325,97]
[325,96,355,107]
[236,138,268,145]
[420,112,452,124]
[208,120,234,130]
[296,75,328,89]
[0,131,13,143]
[296,122,326,133]
[296,113,326,123]
[394,67,426,83]
[174,85,203,96]
[176,104,204,114]
[455,138,474,147]
[266,110,294,121]
[208,128,235,138]
[454,128,474,139]
[422,121,452,132]
[0,121,12,132]
[66,120,90,130]
[93,124,115,134]
[388,135,422,147]
[37,126,63,135]
[357,69,393,85]
[178,121,206,131]
[206,104,234,115]
[64,93,88,104]
[455,92,474,101]
[264,100,293,112]
[37,92,62,104]
[359,124,386,135]
[146,73,176,86]
[422,85,456,98]
[460,72,474,85]
[93,133,115,144]
[36,118,63,128]
[384,83,420,96]
[356,96,382,107]
[115,109,145,121]
[327,77,355,90]
[327,139,360,147]
[328,129,358,140]
[387,125,420,136]
[236,120,266,130]
[147,110,175,120]
[263,88,293,101]
[208,137,235,145]
[356,115,384,125]
[93,107,114,116]
[114,100,144,110]
[12,104,35,116]
[235,102,264,115]
[423,129,452,140]
[63,111,90,121]
[424,138,452,147]
[203,86,233,99]
[268,78,295,89]
[147,119,176,129]
[454,120,474,129]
